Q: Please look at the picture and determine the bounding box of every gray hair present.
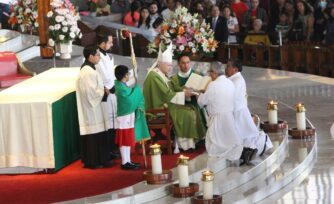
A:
[209,61,224,76]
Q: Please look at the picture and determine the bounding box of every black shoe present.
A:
[249,148,258,161]
[240,148,253,166]
[121,162,139,170]
[130,161,141,168]
[110,152,120,160]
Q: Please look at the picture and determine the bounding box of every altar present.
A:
[0,68,81,174]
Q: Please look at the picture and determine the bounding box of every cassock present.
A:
[197,75,243,160]
[143,68,203,150]
[229,72,272,156]
[96,48,118,152]
[76,61,110,167]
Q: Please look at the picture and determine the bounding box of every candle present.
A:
[296,103,306,130]
[279,31,282,46]
[267,100,278,124]
[177,155,189,187]
[202,170,214,200]
[150,144,162,175]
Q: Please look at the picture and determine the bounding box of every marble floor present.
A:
[15,44,334,203]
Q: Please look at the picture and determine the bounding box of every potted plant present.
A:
[47,0,82,59]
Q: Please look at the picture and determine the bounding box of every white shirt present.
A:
[227,16,238,43]
[229,72,247,111]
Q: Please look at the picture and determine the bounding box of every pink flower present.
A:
[176,36,187,45]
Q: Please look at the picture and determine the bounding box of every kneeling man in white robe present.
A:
[197,62,243,160]
[225,58,273,164]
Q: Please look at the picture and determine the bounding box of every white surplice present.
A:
[229,72,272,155]
[96,52,117,129]
[76,65,110,135]
[198,75,243,160]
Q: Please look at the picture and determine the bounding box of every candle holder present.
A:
[289,103,315,139]
[169,182,199,198]
[260,120,288,133]
[191,195,223,204]
[288,127,315,139]
[143,144,172,184]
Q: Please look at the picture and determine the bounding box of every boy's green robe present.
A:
[143,69,206,141]
[114,80,150,142]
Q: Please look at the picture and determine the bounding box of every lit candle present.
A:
[150,144,162,175]
[296,103,306,130]
[267,100,278,124]
[177,155,189,187]
[202,170,214,200]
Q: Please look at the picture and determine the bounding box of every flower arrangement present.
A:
[87,0,98,12]
[147,7,218,58]
[47,0,82,46]
[8,0,39,34]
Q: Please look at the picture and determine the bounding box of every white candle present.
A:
[202,171,214,200]
[177,155,189,187]
[267,100,278,124]
[298,147,308,162]
[296,103,306,130]
[150,144,162,175]
[279,31,282,46]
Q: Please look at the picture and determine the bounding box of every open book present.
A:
[185,73,211,91]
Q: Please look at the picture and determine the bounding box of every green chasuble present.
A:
[114,80,150,142]
[143,69,206,141]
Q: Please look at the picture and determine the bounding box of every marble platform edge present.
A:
[62,153,229,204]
[235,134,317,204]
[218,131,289,195]
[146,131,289,203]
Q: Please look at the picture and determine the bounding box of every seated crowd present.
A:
[93,0,334,46]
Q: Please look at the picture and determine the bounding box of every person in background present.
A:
[231,0,249,25]
[244,19,271,45]
[123,1,141,37]
[241,0,268,33]
[161,0,175,20]
[222,5,240,43]
[114,65,150,170]
[274,11,290,44]
[111,0,130,13]
[149,1,161,25]
[313,0,330,42]
[96,0,111,16]
[325,6,334,46]
[207,5,229,43]
[138,6,151,29]
[76,45,113,169]
[147,17,164,42]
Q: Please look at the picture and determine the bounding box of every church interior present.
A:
[0,0,334,203]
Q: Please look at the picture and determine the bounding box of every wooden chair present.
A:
[146,108,173,155]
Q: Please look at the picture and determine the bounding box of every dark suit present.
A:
[207,16,229,43]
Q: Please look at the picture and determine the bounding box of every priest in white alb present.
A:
[225,58,272,163]
[143,43,203,152]
[197,61,243,160]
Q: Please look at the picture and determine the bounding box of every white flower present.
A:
[48,38,55,46]
[79,33,82,39]
[69,32,75,38]
[62,27,68,32]
[49,25,54,30]
[200,27,205,33]
[62,21,68,26]
[47,11,53,18]
[54,24,61,30]
[59,35,65,40]
[34,22,39,27]
[55,15,64,23]
[179,45,184,51]
[25,8,31,13]
[172,45,176,50]
[191,48,197,53]
[188,42,194,47]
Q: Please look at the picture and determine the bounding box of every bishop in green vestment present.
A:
[143,45,205,151]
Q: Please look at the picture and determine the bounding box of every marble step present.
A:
[222,137,316,204]
[0,29,40,62]
[143,132,289,204]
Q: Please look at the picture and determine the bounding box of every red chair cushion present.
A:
[0,74,31,88]
[0,52,18,77]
